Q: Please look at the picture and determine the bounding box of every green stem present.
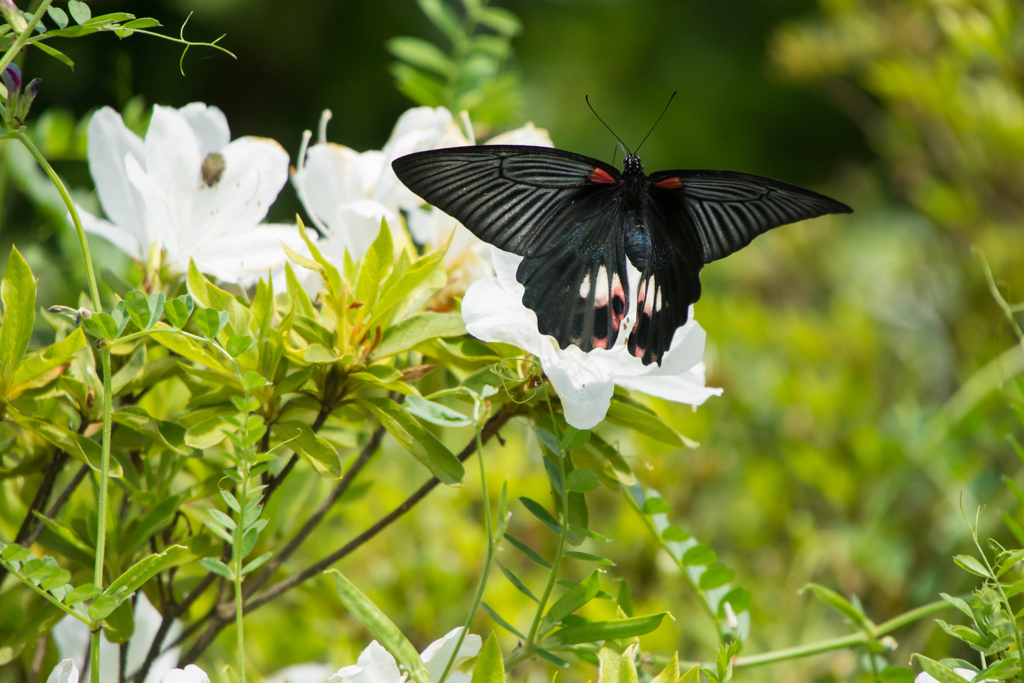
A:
[0,560,94,626]
[90,633,100,683]
[94,350,112,588]
[13,129,101,310]
[0,0,53,77]
[669,600,951,670]
[234,471,249,683]
[438,424,495,683]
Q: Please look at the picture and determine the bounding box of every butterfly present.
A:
[391,107,851,366]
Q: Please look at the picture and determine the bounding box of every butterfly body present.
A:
[392,144,851,365]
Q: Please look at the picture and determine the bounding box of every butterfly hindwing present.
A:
[392,146,621,258]
[517,201,631,352]
[648,169,852,264]
[626,193,704,365]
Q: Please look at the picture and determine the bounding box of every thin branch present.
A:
[263,403,333,504]
[178,408,514,666]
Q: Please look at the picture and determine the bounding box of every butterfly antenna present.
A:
[587,95,630,154]
[634,91,677,155]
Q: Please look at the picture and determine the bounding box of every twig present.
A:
[263,403,333,503]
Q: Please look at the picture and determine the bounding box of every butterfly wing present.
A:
[627,170,852,365]
[393,145,631,351]
[647,169,852,264]
[392,145,621,257]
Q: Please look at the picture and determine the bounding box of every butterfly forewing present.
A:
[392,146,621,257]
[648,170,852,264]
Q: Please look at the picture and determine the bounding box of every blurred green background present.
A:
[2,0,1024,681]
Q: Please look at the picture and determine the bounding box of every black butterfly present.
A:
[392,126,851,366]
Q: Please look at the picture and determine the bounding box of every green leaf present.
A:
[478,7,521,35]
[535,428,561,456]
[566,469,600,493]
[112,406,190,455]
[184,414,234,450]
[164,294,194,329]
[47,6,69,28]
[371,313,466,360]
[7,328,86,400]
[651,652,679,683]
[547,613,668,646]
[199,557,234,579]
[642,497,671,514]
[125,290,153,330]
[561,426,591,451]
[481,603,526,640]
[370,250,446,328]
[364,397,465,485]
[679,666,699,683]
[953,554,993,578]
[329,570,432,683]
[68,0,91,24]
[496,560,538,602]
[543,570,600,629]
[699,564,735,590]
[104,546,188,601]
[242,371,269,388]
[88,593,121,621]
[240,551,272,576]
[913,656,971,683]
[31,40,75,69]
[403,394,472,427]
[605,392,695,448]
[519,497,561,535]
[416,0,463,41]
[803,583,874,632]
[121,493,187,557]
[469,633,504,683]
[721,586,751,613]
[273,421,342,479]
[387,36,457,77]
[122,17,160,29]
[502,533,550,568]
[102,599,135,644]
[617,579,635,617]
[662,526,690,542]
[194,308,229,339]
[0,246,36,385]
[110,343,146,397]
[681,544,718,566]
[1,544,33,562]
[7,411,114,474]
[355,219,395,310]
[226,334,253,358]
[63,583,100,605]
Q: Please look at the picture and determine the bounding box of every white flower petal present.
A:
[420,627,482,683]
[77,206,143,259]
[263,663,336,683]
[185,136,289,254]
[45,659,79,683]
[294,143,385,226]
[86,107,147,238]
[195,223,314,285]
[486,122,553,147]
[543,348,618,429]
[323,199,399,262]
[178,102,230,156]
[328,641,405,683]
[160,665,211,683]
[463,275,544,356]
[144,105,201,234]
[615,362,722,405]
[124,153,180,268]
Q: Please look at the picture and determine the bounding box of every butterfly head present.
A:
[622,154,644,175]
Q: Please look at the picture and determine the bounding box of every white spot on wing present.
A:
[594,267,609,305]
[579,272,590,298]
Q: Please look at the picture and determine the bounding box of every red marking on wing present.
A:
[592,336,609,350]
[589,168,616,184]
[654,177,683,189]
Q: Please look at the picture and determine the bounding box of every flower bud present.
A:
[2,63,21,95]
[0,0,28,35]
[15,76,40,120]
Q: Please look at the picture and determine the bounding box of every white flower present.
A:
[915,668,991,683]
[329,628,481,683]
[45,659,79,683]
[52,592,182,683]
[160,665,210,683]
[463,247,722,429]
[79,102,306,284]
[292,106,466,264]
